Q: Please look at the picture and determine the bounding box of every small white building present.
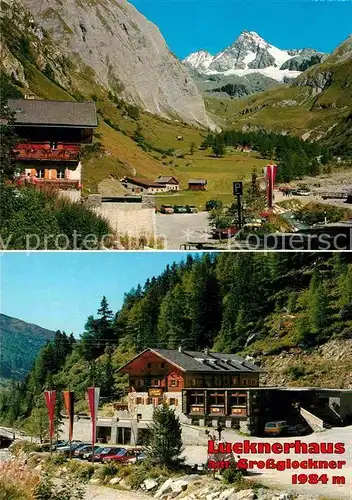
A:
[121,177,167,195]
[154,176,180,192]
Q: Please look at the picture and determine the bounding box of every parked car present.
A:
[264,420,289,436]
[57,442,88,456]
[173,205,187,214]
[73,445,100,459]
[296,189,310,196]
[160,205,174,214]
[185,205,198,213]
[56,440,82,450]
[87,447,125,462]
[82,446,104,460]
[211,226,238,239]
[102,448,144,464]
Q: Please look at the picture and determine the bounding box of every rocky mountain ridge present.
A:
[184,30,325,83]
[0,0,215,129]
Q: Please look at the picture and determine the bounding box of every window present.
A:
[190,392,204,405]
[145,379,151,387]
[169,398,178,406]
[136,380,142,387]
[57,168,65,179]
[37,168,45,179]
[170,379,178,387]
[242,378,247,386]
[136,398,142,405]
[232,377,238,386]
[147,362,152,369]
[50,141,58,149]
[210,392,225,405]
[146,398,152,405]
[191,378,196,387]
[161,363,165,369]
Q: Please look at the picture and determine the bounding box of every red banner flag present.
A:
[63,391,74,441]
[265,164,278,209]
[44,390,56,438]
[87,387,100,446]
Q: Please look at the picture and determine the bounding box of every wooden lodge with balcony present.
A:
[8,99,97,193]
[117,348,262,421]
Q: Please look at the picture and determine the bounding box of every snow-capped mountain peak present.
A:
[183,50,214,71]
[183,31,325,82]
[236,30,268,49]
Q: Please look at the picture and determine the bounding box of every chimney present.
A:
[178,346,183,353]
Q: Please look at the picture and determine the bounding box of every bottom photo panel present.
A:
[0,251,351,500]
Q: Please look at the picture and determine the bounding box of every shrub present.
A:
[9,441,41,456]
[34,474,85,500]
[51,454,67,465]
[125,104,140,120]
[0,480,31,500]
[222,466,244,485]
[0,462,40,499]
[95,462,120,480]
[72,464,95,483]
[283,365,308,379]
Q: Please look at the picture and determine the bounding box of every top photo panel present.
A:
[1,0,351,251]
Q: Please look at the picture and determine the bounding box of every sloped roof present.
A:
[123,177,163,188]
[8,99,97,128]
[188,179,207,184]
[118,348,262,374]
[155,176,179,184]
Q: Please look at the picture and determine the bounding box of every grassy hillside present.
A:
[4,66,264,200]
[0,314,55,380]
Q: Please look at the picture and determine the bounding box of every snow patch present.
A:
[223,67,302,82]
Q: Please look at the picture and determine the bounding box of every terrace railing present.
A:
[14,142,80,162]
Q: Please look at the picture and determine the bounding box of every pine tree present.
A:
[189,142,196,155]
[157,283,191,349]
[189,255,221,349]
[146,403,184,468]
[80,297,116,360]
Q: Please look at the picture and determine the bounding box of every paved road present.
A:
[156,212,211,249]
[184,426,352,499]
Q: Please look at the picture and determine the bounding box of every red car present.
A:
[212,226,239,239]
[88,447,124,462]
[102,448,142,463]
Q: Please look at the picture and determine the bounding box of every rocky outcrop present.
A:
[3,0,215,129]
[247,48,275,69]
[293,69,333,95]
[0,40,28,87]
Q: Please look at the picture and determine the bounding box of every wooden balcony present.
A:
[36,178,80,190]
[14,142,80,162]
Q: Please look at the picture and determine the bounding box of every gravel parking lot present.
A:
[156,212,212,249]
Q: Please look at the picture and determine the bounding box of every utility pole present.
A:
[233,182,243,229]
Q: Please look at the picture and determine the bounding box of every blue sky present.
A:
[130,0,351,58]
[0,252,192,335]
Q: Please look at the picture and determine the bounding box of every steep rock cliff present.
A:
[2,0,215,129]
